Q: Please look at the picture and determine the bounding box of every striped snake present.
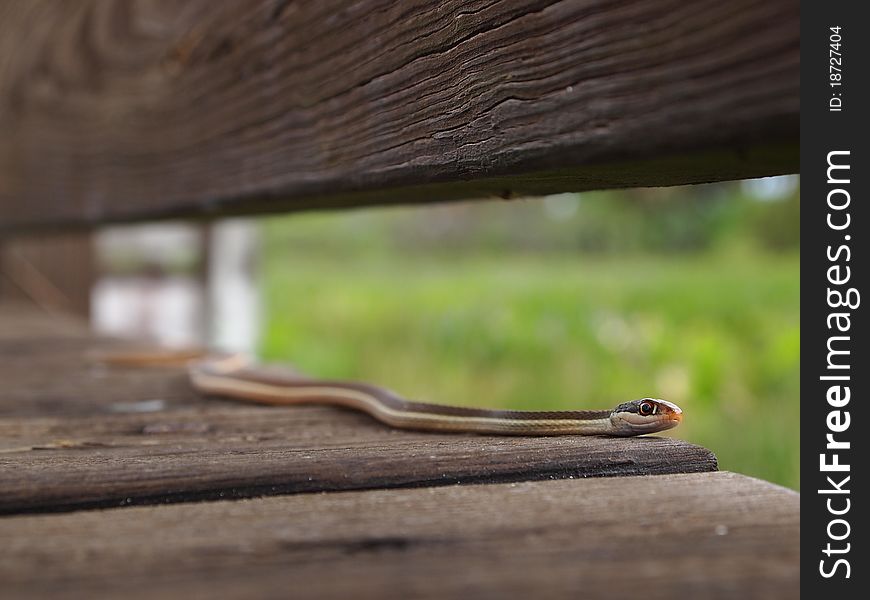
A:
[101,351,683,436]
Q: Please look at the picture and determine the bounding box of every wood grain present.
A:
[0,472,800,599]
[0,0,798,231]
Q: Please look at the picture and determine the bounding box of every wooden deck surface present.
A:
[0,302,799,597]
[1,472,799,599]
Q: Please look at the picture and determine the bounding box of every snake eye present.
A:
[638,401,655,416]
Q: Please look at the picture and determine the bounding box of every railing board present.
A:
[0,0,798,231]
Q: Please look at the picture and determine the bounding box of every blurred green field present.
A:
[260,189,800,490]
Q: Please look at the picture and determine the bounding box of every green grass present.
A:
[260,238,800,490]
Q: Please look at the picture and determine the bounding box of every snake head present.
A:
[609,398,683,436]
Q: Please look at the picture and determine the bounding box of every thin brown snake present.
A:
[98,350,683,436]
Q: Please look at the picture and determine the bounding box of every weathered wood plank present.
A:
[0,472,800,599]
[0,0,798,231]
[0,405,717,514]
[0,300,716,513]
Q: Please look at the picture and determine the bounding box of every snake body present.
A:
[102,351,683,436]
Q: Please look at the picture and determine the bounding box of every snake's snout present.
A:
[664,401,683,421]
[656,399,683,429]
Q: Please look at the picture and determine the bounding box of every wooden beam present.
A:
[0,0,798,231]
[0,472,800,599]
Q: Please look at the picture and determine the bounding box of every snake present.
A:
[100,350,683,436]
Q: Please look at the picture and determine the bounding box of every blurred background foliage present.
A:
[259,177,800,489]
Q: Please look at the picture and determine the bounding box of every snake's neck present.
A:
[570,416,617,435]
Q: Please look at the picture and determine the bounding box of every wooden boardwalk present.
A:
[0,302,799,598]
